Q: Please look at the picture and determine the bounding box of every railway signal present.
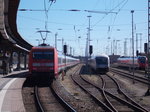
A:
[63,45,67,55]
[89,45,93,55]
[144,43,148,53]
[136,50,139,56]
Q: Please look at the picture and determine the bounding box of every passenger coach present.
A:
[88,54,110,73]
[117,56,147,70]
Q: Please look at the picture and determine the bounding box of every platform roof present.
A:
[0,0,32,52]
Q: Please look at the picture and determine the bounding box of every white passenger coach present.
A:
[88,54,110,73]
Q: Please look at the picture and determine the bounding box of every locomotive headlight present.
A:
[32,63,54,67]
[33,63,40,66]
[45,63,54,66]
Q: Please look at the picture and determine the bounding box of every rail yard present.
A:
[1,0,150,112]
[1,64,150,111]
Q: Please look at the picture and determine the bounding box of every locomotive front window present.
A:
[96,57,108,64]
[33,51,54,60]
[138,57,146,63]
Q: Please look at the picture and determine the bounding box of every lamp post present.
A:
[124,38,127,56]
[55,33,58,49]
[116,40,120,55]
[55,38,63,51]
[112,40,115,55]
[87,15,92,56]
[131,10,135,84]
[62,38,64,52]
[108,37,111,55]
[139,33,142,53]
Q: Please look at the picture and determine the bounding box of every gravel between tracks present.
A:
[108,72,150,111]
[54,65,103,112]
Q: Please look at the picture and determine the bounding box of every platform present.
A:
[0,70,28,112]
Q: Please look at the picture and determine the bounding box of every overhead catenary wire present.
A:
[107,0,128,37]
[92,0,129,55]
[91,0,128,28]
[76,0,129,49]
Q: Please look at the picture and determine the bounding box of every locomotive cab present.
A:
[88,55,110,73]
[95,57,109,72]
[28,46,58,77]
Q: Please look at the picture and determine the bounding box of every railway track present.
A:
[101,74,148,112]
[34,86,45,112]
[71,67,112,111]
[23,73,76,112]
[34,83,76,112]
[110,67,150,85]
[34,86,76,112]
[71,65,149,112]
[57,64,106,111]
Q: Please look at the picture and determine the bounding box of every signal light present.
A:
[63,45,67,54]
[136,50,139,56]
[144,43,147,53]
[89,45,93,55]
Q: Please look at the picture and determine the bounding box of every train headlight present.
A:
[32,63,40,66]
[45,63,54,66]
[32,63,54,67]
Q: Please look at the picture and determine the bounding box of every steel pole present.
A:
[55,33,58,49]
[131,10,135,84]
[145,0,150,95]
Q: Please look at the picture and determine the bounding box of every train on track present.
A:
[116,56,147,70]
[28,44,79,79]
[88,54,110,73]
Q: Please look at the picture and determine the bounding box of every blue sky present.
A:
[17,0,148,56]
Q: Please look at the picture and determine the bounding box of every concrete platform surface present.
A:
[0,70,27,112]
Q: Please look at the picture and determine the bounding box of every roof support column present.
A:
[9,51,13,73]
[16,52,21,70]
[24,52,27,69]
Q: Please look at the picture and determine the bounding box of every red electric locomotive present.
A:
[28,44,79,79]
[29,45,58,78]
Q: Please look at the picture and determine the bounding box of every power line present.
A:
[91,0,128,28]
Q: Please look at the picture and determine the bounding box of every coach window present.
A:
[63,58,65,63]
[58,58,62,64]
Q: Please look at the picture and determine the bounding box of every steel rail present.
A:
[106,73,149,112]
[50,83,76,112]
[81,75,146,112]
[71,67,114,112]
[110,68,149,85]
[100,75,118,112]
[34,86,45,112]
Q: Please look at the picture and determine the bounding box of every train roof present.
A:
[119,56,146,58]
[90,54,109,59]
[94,54,109,58]
[118,56,147,61]
[31,46,79,60]
[31,45,55,50]
[57,51,79,60]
